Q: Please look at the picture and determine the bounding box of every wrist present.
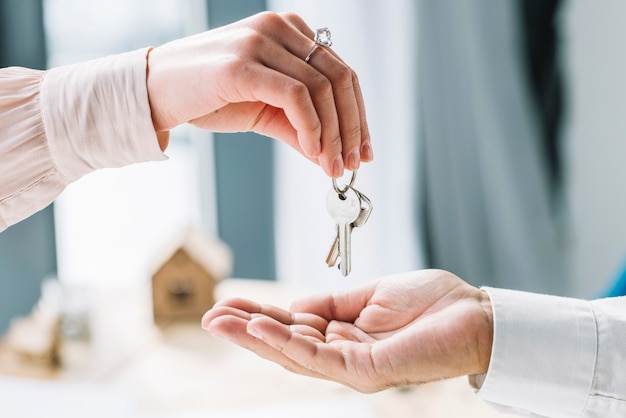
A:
[156,131,170,151]
[146,47,170,151]
[476,289,494,374]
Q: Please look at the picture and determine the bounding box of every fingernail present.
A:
[202,323,226,339]
[332,156,344,177]
[347,150,360,170]
[247,325,264,341]
[361,143,373,161]
[200,312,212,330]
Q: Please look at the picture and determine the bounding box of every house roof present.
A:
[151,228,233,280]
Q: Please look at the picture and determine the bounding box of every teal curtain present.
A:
[418,0,568,295]
[207,0,276,280]
[0,0,57,334]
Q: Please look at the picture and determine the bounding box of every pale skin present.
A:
[202,269,494,393]
[146,11,372,178]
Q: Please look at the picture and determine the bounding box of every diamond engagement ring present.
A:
[305,27,332,63]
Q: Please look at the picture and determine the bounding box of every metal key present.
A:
[352,188,373,227]
[326,187,373,268]
[325,235,341,268]
[326,187,361,276]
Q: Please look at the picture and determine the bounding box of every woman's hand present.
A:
[202,269,493,393]
[146,11,372,178]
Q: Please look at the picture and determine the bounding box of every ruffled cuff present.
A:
[41,47,167,182]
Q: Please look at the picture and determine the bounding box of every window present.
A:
[46,0,215,286]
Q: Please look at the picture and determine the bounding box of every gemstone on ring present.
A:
[314,27,332,47]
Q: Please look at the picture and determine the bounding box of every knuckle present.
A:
[358,122,369,139]
[310,120,322,137]
[280,11,304,26]
[305,119,322,138]
[251,11,286,33]
[311,73,332,96]
[334,64,353,86]
[351,68,361,85]
[224,56,248,78]
[285,80,309,100]
[240,30,266,56]
[284,80,324,135]
[327,134,342,148]
[252,11,280,26]
[360,122,371,140]
[346,123,362,140]
[239,12,290,56]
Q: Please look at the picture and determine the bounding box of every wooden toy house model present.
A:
[151,230,233,325]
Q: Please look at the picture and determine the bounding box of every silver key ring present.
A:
[332,170,358,195]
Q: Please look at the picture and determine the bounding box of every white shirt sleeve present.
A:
[473,287,626,417]
[0,48,167,232]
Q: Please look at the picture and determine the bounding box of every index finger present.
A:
[280,12,373,165]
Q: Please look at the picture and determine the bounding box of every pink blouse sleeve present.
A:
[0,48,166,231]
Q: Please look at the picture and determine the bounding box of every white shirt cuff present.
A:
[475,287,597,417]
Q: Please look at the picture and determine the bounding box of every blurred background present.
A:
[1,0,626,416]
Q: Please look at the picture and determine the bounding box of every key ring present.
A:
[332,170,357,195]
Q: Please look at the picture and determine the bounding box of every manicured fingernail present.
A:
[361,143,373,161]
[332,156,344,177]
[347,151,360,170]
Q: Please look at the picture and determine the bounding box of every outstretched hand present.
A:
[146,11,372,178]
[202,269,493,393]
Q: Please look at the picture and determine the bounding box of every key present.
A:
[326,187,361,276]
[352,188,373,227]
[325,187,373,268]
[325,235,340,268]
